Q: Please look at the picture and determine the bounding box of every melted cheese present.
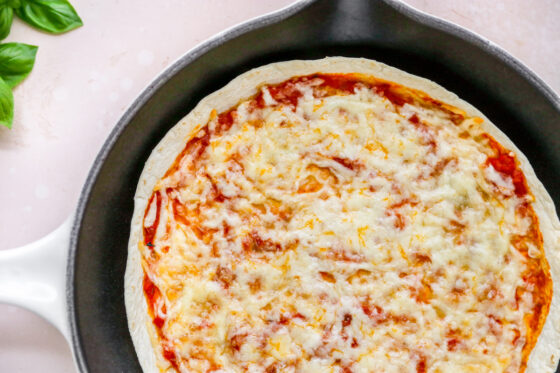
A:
[141,75,549,373]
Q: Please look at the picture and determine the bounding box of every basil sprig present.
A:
[0,0,81,128]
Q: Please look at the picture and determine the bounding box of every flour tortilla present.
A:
[124,57,560,373]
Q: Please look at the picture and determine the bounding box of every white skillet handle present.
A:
[0,217,71,341]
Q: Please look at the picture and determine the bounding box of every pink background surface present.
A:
[1,0,558,371]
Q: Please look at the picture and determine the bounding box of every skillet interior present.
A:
[69,0,560,371]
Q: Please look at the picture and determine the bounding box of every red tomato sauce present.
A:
[253,73,419,109]
[317,74,361,94]
[143,273,179,370]
[484,134,528,197]
[143,191,162,248]
[482,134,553,369]
[216,109,236,135]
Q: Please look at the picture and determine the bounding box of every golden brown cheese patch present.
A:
[140,74,551,372]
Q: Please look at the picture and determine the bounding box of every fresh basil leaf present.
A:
[0,76,14,128]
[0,42,37,88]
[0,0,21,7]
[15,0,82,34]
[0,7,13,40]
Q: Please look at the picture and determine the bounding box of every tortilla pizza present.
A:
[125,58,560,373]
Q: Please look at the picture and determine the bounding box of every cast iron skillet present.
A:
[64,0,560,371]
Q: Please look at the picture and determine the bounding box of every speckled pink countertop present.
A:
[1,0,558,371]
